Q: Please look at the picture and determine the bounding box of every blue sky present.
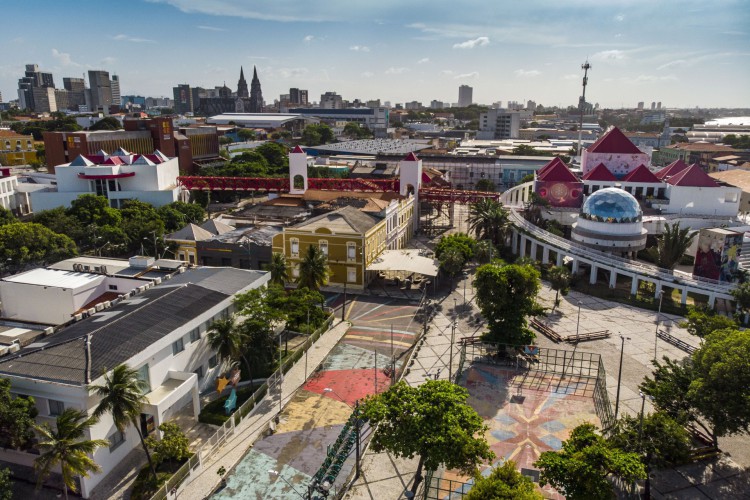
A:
[1,0,748,108]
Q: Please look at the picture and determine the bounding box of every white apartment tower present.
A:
[458,85,473,107]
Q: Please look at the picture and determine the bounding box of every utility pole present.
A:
[577,60,592,157]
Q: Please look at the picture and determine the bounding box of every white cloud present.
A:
[562,74,579,80]
[633,74,678,83]
[417,57,430,64]
[113,34,155,43]
[361,71,375,78]
[197,25,226,31]
[453,36,489,49]
[100,56,117,66]
[454,71,479,79]
[441,70,454,76]
[350,45,370,52]
[592,49,627,61]
[51,48,80,67]
[385,67,409,75]
[614,13,625,22]
[514,69,541,77]
[303,35,316,43]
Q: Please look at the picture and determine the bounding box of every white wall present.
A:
[665,185,741,217]
[0,281,76,324]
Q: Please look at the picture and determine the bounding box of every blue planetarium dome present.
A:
[581,187,642,223]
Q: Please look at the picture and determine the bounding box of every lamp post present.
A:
[449,297,457,382]
[341,281,347,322]
[653,290,664,362]
[268,470,306,499]
[278,334,283,417]
[614,334,630,420]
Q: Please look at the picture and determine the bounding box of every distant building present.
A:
[320,92,344,109]
[477,108,521,140]
[458,85,473,107]
[87,70,112,112]
[110,74,121,107]
[236,66,249,98]
[654,142,737,168]
[289,88,308,106]
[430,100,444,109]
[173,84,195,114]
[249,66,263,113]
[405,101,422,110]
[0,130,37,166]
[289,107,389,135]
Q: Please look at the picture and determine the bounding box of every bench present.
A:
[530,318,563,343]
[657,330,697,354]
[565,330,611,343]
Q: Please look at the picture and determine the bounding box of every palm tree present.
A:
[89,364,157,481]
[548,266,571,311]
[297,245,330,291]
[648,222,696,270]
[34,408,108,500]
[207,318,255,391]
[266,252,289,286]
[467,198,510,247]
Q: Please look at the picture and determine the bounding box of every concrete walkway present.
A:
[178,320,351,500]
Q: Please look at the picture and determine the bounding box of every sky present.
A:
[1,0,749,109]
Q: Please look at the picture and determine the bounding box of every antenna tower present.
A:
[577,60,592,157]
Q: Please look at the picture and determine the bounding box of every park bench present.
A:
[565,330,611,343]
[657,330,697,354]
[530,318,563,343]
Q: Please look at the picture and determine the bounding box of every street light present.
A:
[268,470,306,499]
[614,334,631,419]
[653,290,664,362]
[449,297,457,382]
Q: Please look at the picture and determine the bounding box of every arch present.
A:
[293,174,304,190]
[405,183,415,196]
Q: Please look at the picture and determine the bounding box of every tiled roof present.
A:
[166,223,214,241]
[709,169,750,191]
[537,157,578,183]
[404,152,419,161]
[587,127,643,154]
[294,205,380,233]
[665,163,719,187]
[621,164,661,183]
[655,159,689,180]
[582,163,617,181]
[200,219,235,235]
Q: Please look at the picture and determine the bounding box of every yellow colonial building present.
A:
[0,130,38,165]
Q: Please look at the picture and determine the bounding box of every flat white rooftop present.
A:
[3,268,102,289]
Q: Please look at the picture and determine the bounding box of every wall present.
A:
[581,150,650,176]
[0,281,75,324]
[665,185,741,216]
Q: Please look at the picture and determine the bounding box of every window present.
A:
[189,328,200,343]
[209,355,218,368]
[172,338,185,355]
[48,399,65,416]
[291,239,299,257]
[108,431,126,452]
[347,243,357,262]
[347,267,357,283]
[194,366,204,379]
[292,265,300,278]
[108,284,118,291]
[135,364,151,393]
[319,240,328,256]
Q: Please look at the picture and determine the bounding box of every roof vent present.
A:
[44,327,54,336]
[8,343,20,354]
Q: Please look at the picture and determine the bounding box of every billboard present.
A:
[693,228,743,283]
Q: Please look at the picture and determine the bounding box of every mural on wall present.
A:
[693,228,743,283]
[535,181,583,208]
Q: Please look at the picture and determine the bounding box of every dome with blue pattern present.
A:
[581,187,642,223]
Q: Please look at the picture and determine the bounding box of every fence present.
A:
[149,312,336,500]
[421,471,471,500]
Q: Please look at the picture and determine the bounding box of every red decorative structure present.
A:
[78,172,136,180]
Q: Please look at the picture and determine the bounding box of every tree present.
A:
[474,178,496,192]
[466,460,542,500]
[145,422,191,468]
[207,318,255,390]
[120,200,165,255]
[435,233,476,262]
[237,128,256,141]
[343,122,373,139]
[730,281,750,323]
[0,207,15,226]
[0,223,77,271]
[474,240,499,264]
[301,124,334,146]
[647,222,696,270]
[33,207,84,242]
[475,263,542,345]
[234,287,287,375]
[255,142,289,173]
[608,411,692,469]
[219,136,233,145]
[439,247,465,283]
[34,409,108,500]
[362,381,494,494]
[467,199,509,247]
[283,287,327,333]
[548,266,571,310]
[297,245,329,291]
[89,364,158,481]
[88,117,122,131]
[0,467,11,500]
[0,378,38,450]
[68,194,122,228]
[157,201,206,232]
[535,423,645,500]
[266,252,289,286]
[679,307,737,340]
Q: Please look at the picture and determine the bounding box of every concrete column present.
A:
[556,251,563,267]
[530,241,538,261]
[589,264,598,285]
[708,293,716,309]
[571,258,579,274]
[542,246,550,265]
[191,384,200,421]
[681,287,689,305]
[654,282,663,299]
[519,236,526,257]
[511,231,518,252]
[609,269,617,288]
[630,276,639,296]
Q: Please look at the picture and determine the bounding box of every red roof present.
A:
[655,159,689,180]
[665,163,718,187]
[621,164,660,183]
[587,127,643,154]
[537,157,578,182]
[582,163,617,181]
[404,152,419,162]
[291,145,305,154]
[102,156,124,165]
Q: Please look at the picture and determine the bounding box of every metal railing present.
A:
[148,312,336,500]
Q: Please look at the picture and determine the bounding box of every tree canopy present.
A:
[88,117,122,131]
[0,222,77,270]
[679,307,737,339]
[343,122,373,139]
[467,199,509,246]
[535,423,645,499]
[466,460,542,500]
[608,411,692,469]
[301,124,335,146]
[647,222,696,270]
[0,378,38,450]
[475,262,542,345]
[548,265,571,310]
[362,380,494,494]
[145,421,191,467]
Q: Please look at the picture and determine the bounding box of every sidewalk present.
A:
[179,319,352,500]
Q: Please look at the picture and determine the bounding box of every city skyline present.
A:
[1,0,748,109]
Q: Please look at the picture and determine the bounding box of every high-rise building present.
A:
[236,67,249,98]
[477,108,521,140]
[17,64,56,112]
[88,70,112,112]
[110,75,121,106]
[320,92,343,109]
[173,84,194,114]
[526,100,536,110]
[651,101,656,110]
[289,88,309,106]
[657,102,662,109]
[430,100,444,109]
[458,85,473,107]
[637,101,644,110]
[249,66,263,113]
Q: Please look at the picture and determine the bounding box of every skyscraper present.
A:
[237,67,249,98]
[249,66,263,113]
[173,84,194,114]
[111,74,121,106]
[88,70,112,112]
[458,85,473,107]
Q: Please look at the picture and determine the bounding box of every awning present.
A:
[367,249,439,277]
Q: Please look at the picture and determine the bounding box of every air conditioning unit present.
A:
[154,277,162,285]
[102,301,111,308]
[95,303,104,312]
[74,313,83,321]
[163,275,171,281]
[8,343,20,354]
[0,346,8,357]
[44,327,54,336]
[87,308,96,315]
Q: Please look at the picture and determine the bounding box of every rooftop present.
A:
[709,169,750,191]
[308,139,431,156]
[3,268,102,289]
[587,127,644,155]
[293,205,380,234]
